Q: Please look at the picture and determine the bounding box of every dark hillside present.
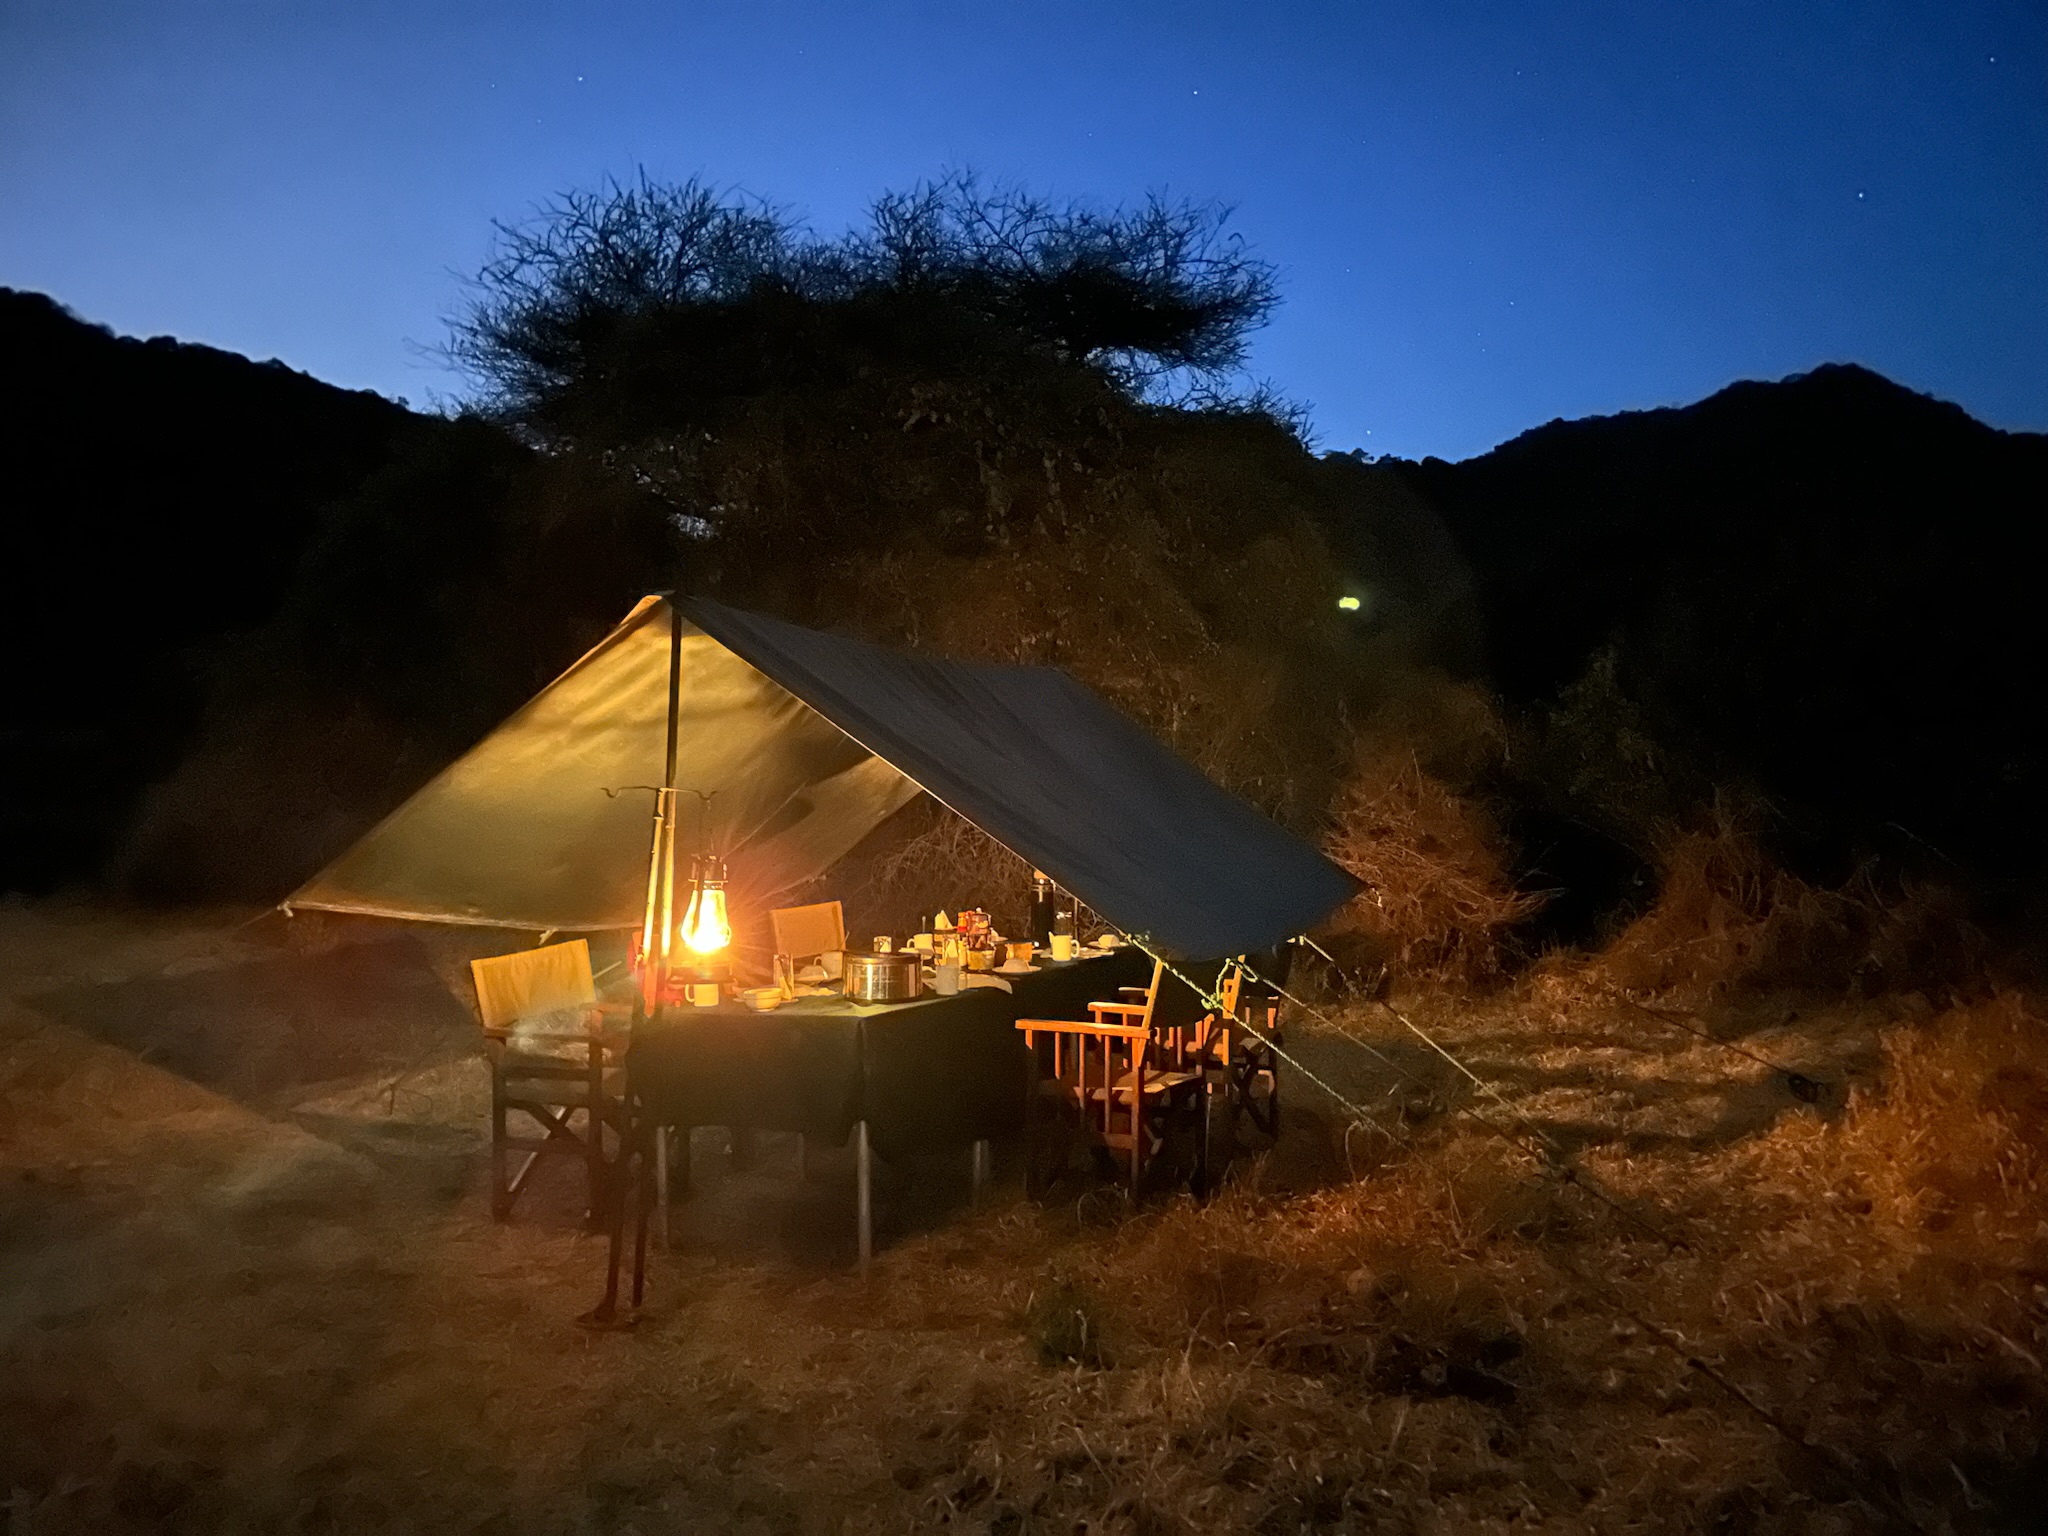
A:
[1396,365,2048,885]
[0,289,437,889]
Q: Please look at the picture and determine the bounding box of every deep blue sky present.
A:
[3,1,2041,459]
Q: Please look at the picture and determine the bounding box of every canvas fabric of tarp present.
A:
[288,596,1356,959]
[287,597,922,932]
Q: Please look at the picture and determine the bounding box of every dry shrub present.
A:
[1597,799,1989,1002]
[1673,993,2048,1515]
[830,798,1033,943]
[1321,746,1542,986]
[1828,991,2048,1243]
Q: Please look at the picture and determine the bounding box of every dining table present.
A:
[590,946,1152,1318]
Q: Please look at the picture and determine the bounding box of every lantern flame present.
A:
[681,868,732,954]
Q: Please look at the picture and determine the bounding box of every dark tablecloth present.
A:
[627,949,1151,1161]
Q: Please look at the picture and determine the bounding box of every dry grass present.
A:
[1008,980,2048,1532]
[1321,745,1544,987]
[4,895,2044,1534]
[1590,802,1990,1006]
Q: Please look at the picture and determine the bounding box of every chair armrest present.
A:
[1117,986,1150,1000]
[1015,1016,1148,1040]
[1088,1001,1149,1017]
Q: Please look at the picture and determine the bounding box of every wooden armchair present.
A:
[470,939,628,1223]
[1208,960,1285,1142]
[1016,959,1207,1194]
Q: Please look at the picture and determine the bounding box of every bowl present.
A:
[741,986,784,1012]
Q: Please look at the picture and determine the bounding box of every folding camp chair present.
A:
[470,939,628,1222]
[770,899,846,979]
[1017,959,1208,1195]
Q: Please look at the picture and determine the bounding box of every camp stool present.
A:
[470,939,629,1223]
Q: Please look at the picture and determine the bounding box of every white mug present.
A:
[934,961,961,995]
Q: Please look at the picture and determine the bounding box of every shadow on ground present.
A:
[25,933,476,1107]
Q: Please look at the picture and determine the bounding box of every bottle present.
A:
[1028,871,1056,948]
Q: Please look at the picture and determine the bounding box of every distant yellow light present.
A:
[1337,595,1362,611]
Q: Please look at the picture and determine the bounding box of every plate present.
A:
[995,961,1036,975]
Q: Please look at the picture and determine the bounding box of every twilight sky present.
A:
[2,0,2041,460]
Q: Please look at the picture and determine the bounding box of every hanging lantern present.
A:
[680,856,733,955]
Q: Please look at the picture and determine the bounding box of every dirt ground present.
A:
[2,898,2043,1533]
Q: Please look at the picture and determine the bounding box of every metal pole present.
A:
[971,1138,990,1206]
[602,598,683,1321]
[662,599,683,792]
[654,1126,670,1249]
[653,600,685,1005]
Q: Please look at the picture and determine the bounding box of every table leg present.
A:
[631,1129,652,1309]
[856,1119,873,1275]
[971,1138,991,1206]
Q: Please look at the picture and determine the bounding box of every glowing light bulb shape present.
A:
[680,867,733,955]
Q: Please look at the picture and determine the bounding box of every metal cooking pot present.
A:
[842,949,925,1003]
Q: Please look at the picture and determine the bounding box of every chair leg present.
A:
[490,1061,511,1221]
[583,1049,607,1227]
[1128,1062,1145,1194]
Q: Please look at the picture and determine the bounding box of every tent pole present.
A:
[663,600,683,796]
[642,599,686,1018]
[599,598,687,1326]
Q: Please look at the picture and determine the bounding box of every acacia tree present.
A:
[444,172,1299,576]
[448,171,1284,428]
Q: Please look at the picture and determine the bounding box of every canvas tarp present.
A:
[286,597,922,933]
[288,596,1357,958]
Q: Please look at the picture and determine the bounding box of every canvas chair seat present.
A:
[495,1056,626,1097]
[499,1005,624,1065]
[1092,1069,1200,1100]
